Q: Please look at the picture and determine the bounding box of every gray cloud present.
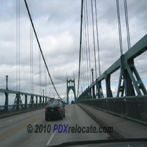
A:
[0,0,146,104]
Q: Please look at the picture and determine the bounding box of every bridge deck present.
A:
[0,104,111,147]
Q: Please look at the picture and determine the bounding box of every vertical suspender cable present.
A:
[16,0,18,91]
[85,0,91,85]
[124,0,131,50]
[18,0,20,92]
[40,50,42,95]
[94,0,101,76]
[84,1,89,89]
[83,3,87,92]
[81,45,83,94]
[116,0,123,55]
[30,24,34,94]
[84,3,89,89]
[38,48,41,95]
[32,30,34,94]
[30,23,32,93]
[91,0,97,80]
[77,0,84,97]
[45,64,47,96]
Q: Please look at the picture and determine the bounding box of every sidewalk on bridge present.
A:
[78,104,147,139]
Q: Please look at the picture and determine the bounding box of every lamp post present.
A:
[91,68,94,83]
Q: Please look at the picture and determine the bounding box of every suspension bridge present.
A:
[0,0,147,146]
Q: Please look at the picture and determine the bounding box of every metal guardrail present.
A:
[77,96,147,125]
[77,34,147,125]
[0,88,67,115]
[78,34,147,100]
[0,103,47,115]
[0,88,53,115]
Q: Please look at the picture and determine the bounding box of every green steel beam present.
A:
[0,88,55,114]
[0,88,53,99]
[78,34,147,99]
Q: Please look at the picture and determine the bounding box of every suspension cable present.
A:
[83,1,89,90]
[30,24,34,94]
[77,0,84,97]
[124,0,131,50]
[16,0,21,92]
[94,0,101,76]
[84,4,89,89]
[24,0,60,98]
[116,0,123,55]
[38,47,41,95]
[16,0,18,91]
[85,0,91,85]
[18,0,20,92]
[91,0,97,80]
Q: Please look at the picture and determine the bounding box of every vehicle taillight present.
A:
[45,108,48,112]
[57,108,60,111]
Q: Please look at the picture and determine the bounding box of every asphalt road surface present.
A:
[0,104,111,147]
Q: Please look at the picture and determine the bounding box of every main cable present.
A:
[24,0,60,98]
[77,0,84,97]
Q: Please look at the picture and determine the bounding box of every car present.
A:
[71,101,74,104]
[45,99,65,121]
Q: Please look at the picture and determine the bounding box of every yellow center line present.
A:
[0,114,44,140]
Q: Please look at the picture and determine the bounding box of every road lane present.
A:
[0,109,45,137]
[47,104,111,146]
[0,104,111,147]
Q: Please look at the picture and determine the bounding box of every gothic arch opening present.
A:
[67,79,76,104]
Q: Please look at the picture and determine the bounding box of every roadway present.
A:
[0,104,111,147]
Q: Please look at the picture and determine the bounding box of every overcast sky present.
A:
[0,0,147,104]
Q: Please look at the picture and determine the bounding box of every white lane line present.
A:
[46,130,56,146]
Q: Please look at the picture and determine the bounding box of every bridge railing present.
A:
[77,34,147,125]
[0,88,53,115]
[78,34,147,100]
[77,96,147,125]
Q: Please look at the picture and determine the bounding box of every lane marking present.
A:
[46,130,56,146]
[0,114,44,140]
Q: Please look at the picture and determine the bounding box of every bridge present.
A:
[0,0,147,146]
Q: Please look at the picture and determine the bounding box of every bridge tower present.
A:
[67,78,76,104]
